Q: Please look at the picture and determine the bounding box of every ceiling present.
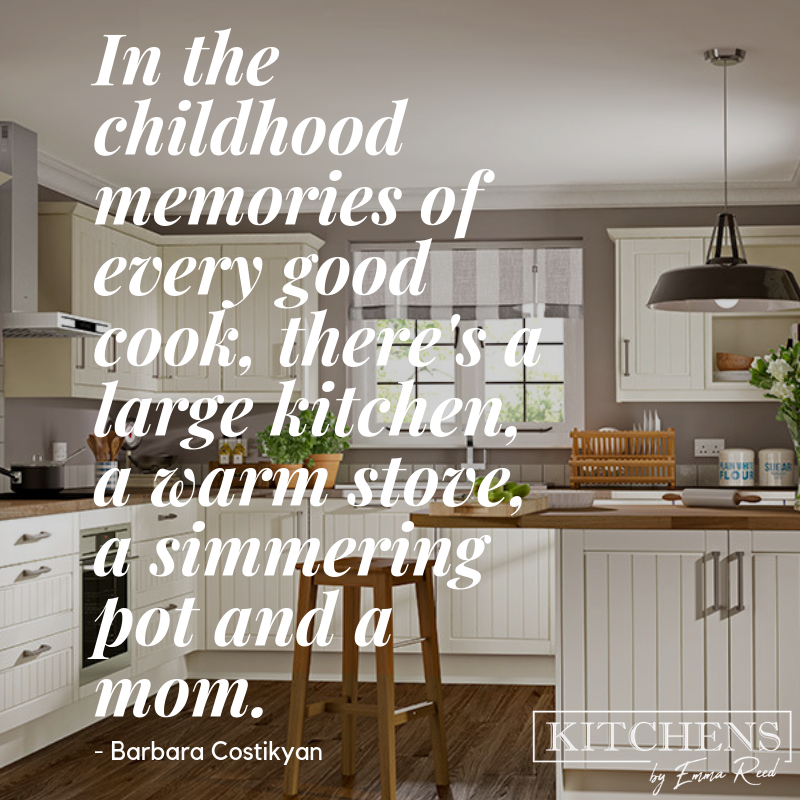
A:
[3,0,800,208]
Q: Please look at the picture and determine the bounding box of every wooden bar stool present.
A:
[283,558,449,800]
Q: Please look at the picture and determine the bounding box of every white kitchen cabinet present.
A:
[436,526,554,656]
[3,204,161,400]
[4,204,324,401]
[107,229,160,394]
[133,591,198,675]
[560,528,729,771]
[729,530,800,775]
[204,500,306,652]
[0,512,79,735]
[0,628,78,736]
[612,226,800,402]
[220,240,320,402]
[615,237,706,400]
[160,243,223,393]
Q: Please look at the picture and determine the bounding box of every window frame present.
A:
[346,241,585,450]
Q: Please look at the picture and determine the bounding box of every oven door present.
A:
[80,553,134,685]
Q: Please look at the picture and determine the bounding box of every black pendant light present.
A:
[647,48,800,313]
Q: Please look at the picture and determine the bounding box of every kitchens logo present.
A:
[535,710,790,790]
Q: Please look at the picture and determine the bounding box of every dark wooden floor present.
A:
[0,682,555,800]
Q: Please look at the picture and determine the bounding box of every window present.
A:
[484,318,566,425]
[349,242,584,448]
[376,319,456,426]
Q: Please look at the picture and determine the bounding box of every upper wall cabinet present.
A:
[3,204,324,403]
[617,238,705,398]
[611,226,800,402]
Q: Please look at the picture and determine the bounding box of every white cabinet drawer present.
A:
[0,628,76,735]
[134,592,197,675]
[134,533,197,609]
[133,501,197,542]
[0,555,76,648]
[0,514,77,566]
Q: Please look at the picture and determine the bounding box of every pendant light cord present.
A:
[723,61,728,212]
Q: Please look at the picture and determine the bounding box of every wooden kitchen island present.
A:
[412,504,800,799]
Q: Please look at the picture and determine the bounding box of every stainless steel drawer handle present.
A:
[82,555,139,573]
[158,513,178,521]
[19,531,53,544]
[161,603,179,612]
[710,551,721,612]
[21,566,53,578]
[22,644,52,659]
[734,551,746,613]
[623,338,631,377]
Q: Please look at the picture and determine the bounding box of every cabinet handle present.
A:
[153,350,160,380]
[734,551,746,613]
[710,551,721,612]
[78,338,86,370]
[22,644,52,659]
[19,531,53,544]
[109,336,117,374]
[21,565,52,578]
[623,338,631,377]
[161,603,179,612]
[158,513,178,521]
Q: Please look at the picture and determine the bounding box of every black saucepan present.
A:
[0,447,88,496]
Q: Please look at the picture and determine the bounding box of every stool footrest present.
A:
[304,697,436,727]
[393,636,426,650]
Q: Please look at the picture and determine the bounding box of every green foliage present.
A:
[257,408,351,465]
[750,343,800,438]
[256,422,313,465]
[298,408,351,455]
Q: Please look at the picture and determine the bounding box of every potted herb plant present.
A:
[300,408,351,488]
[256,422,313,488]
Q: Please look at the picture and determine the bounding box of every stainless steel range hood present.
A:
[0,122,110,338]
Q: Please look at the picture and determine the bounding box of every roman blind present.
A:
[349,244,583,320]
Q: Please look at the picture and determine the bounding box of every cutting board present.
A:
[428,495,549,518]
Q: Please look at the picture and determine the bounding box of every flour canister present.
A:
[758,448,795,487]
[718,448,756,487]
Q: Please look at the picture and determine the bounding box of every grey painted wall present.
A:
[6,197,799,468]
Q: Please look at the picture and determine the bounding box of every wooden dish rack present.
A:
[569,428,676,488]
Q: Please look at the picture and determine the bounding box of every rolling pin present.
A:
[663,488,761,507]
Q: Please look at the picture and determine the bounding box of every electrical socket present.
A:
[695,438,725,457]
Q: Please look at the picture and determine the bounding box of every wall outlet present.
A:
[695,438,725,457]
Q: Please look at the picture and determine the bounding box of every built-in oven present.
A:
[80,523,136,685]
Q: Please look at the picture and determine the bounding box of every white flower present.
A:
[768,359,792,381]
[762,352,775,363]
[770,381,793,402]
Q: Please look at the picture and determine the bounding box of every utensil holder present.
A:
[95,461,118,490]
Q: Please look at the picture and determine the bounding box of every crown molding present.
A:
[37,150,800,213]
[37,151,117,206]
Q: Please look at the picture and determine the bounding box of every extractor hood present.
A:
[0,121,110,338]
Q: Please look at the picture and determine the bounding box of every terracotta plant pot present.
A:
[269,463,304,488]
[305,453,343,489]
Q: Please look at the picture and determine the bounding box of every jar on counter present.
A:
[758,448,795,487]
[719,448,756,487]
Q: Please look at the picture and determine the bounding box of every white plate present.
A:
[713,370,751,383]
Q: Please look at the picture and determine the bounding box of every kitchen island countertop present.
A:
[411,503,800,530]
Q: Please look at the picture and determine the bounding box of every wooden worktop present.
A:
[411,504,800,530]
